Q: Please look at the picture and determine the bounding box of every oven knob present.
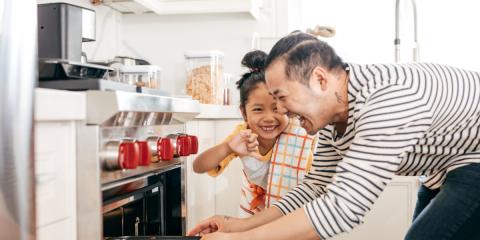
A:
[188,135,199,154]
[177,135,191,157]
[119,142,138,169]
[146,136,160,162]
[101,141,122,170]
[135,140,151,166]
[158,138,174,161]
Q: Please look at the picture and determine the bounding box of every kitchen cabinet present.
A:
[212,120,244,217]
[35,121,77,240]
[332,176,420,240]
[104,0,262,19]
[185,105,243,229]
[185,120,217,231]
[34,89,86,240]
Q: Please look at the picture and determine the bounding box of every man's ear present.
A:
[310,66,328,91]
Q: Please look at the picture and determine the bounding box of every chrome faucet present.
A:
[395,0,419,62]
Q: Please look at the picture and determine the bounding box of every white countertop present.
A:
[35,88,86,121]
[34,88,242,121]
[195,104,243,119]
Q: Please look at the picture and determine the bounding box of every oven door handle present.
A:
[102,182,163,214]
[103,195,136,213]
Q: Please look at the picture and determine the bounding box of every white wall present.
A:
[416,0,480,71]
[292,0,480,71]
[289,0,396,64]
[119,0,290,99]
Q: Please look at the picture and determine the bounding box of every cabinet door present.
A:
[185,120,217,230]
[332,176,419,240]
[35,121,77,240]
[212,120,243,217]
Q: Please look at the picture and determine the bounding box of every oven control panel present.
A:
[100,134,198,171]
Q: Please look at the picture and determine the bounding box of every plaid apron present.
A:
[239,119,316,216]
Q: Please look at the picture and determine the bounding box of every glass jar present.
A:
[120,65,162,89]
[223,73,232,105]
[184,51,224,104]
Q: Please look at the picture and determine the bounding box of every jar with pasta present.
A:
[184,51,224,104]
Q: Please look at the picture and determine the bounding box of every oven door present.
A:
[103,180,165,237]
[103,168,184,238]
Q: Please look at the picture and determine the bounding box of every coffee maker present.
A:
[38,2,95,62]
[37,3,135,92]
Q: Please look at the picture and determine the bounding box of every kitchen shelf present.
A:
[103,0,262,19]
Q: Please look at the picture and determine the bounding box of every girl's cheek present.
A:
[247,115,259,127]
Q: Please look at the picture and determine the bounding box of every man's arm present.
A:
[245,208,319,240]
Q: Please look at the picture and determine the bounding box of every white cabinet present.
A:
[34,88,85,240]
[35,121,78,240]
[185,118,243,229]
[212,120,243,217]
[332,176,420,240]
[185,120,217,231]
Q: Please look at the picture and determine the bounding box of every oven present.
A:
[75,90,200,240]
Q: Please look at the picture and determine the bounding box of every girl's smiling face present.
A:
[242,83,289,141]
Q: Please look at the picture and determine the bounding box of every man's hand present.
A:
[187,215,233,236]
[199,232,244,240]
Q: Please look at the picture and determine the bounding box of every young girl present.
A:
[193,50,317,217]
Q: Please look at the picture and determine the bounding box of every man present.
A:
[188,32,480,240]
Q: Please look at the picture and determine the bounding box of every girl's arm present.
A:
[193,141,233,173]
[193,129,261,174]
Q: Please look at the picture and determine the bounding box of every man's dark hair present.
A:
[265,31,318,69]
[284,40,346,84]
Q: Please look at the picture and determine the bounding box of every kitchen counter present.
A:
[195,104,242,119]
[35,88,86,121]
[35,88,242,121]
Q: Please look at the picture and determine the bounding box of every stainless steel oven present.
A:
[75,90,200,240]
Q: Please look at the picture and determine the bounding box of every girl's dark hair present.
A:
[265,31,318,69]
[236,50,268,108]
[285,40,346,84]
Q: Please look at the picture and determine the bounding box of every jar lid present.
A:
[184,50,224,59]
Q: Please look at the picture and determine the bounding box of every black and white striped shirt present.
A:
[272,63,480,239]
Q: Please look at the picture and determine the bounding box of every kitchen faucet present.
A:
[395,0,419,62]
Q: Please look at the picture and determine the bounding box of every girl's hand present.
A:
[245,131,259,153]
[227,130,262,159]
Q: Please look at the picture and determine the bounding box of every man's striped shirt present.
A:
[272,63,480,239]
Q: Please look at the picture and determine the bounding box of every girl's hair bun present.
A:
[241,50,267,73]
[236,50,267,90]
